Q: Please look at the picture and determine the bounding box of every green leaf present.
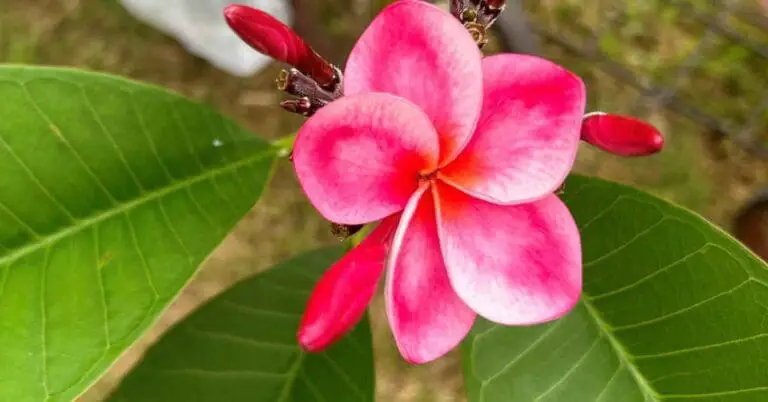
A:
[0,66,277,401]
[109,247,375,402]
[463,175,768,402]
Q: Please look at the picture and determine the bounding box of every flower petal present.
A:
[440,54,586,204]
[298,217,398,352]
[434,182,582,325]
[293,92,439,224]
[344,0,483,164]
[385,185,476,364]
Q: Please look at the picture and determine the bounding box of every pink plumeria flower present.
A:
[224,2,664,363]
[293,0,585,364]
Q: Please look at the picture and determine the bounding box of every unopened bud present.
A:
[581,112,664,157]
[224,5,338,89]
[280,98,313,116]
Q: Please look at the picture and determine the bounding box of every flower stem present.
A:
[272,133,297,158]
[347,225,371,248]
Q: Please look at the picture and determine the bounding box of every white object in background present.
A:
[119,0,293,77]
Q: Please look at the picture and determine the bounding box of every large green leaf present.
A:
[0,66,277,401]
[463,175,768,401]
[109,247,375,402]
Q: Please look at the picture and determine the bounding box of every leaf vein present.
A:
[0,192,43,239]
[277,354,306,402]
[0,262,10,301]
[125,212,161,299]
[614,280,752,331]
[300,371,328,402]
[594,364,624,402]
[22,85,119,206]
[635,332,768,360]
[581,299,660,401]
[663,386,768,399]
[259,277,312,297]
[40,247,50,400]
[157,198,196,263]
[534,335,604,401]
[586,244,711,301]
[479,318,567,384]
[220,299,301,320]
[0,133,77,223]
[166,100,240,215]
[145,368,290,380]
[79,88,147,192]
[577,196,623,231]
[585,218,668,269]
[128,92,175,182]
[0,151,274,270]
[186,326,298,351]
[318,352,367,399]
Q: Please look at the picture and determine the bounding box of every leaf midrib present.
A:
[581,297,660,401]
[0,150,275,268]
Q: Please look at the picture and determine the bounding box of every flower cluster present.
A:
[225,0,663,363]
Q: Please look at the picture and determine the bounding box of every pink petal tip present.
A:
[344,0,483,164]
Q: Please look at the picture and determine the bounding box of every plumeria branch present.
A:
[276,68,339,116]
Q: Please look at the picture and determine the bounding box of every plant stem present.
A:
[272,133,297,158]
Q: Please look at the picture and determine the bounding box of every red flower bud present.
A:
[581,112,664,157]
[224,5,337,88]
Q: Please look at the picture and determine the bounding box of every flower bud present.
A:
[279,98,312,116]
[298,224,392,352]
[581,112,664,157]
[224,5,337,89]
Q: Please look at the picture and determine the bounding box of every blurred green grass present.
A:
[1,1,767,401]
